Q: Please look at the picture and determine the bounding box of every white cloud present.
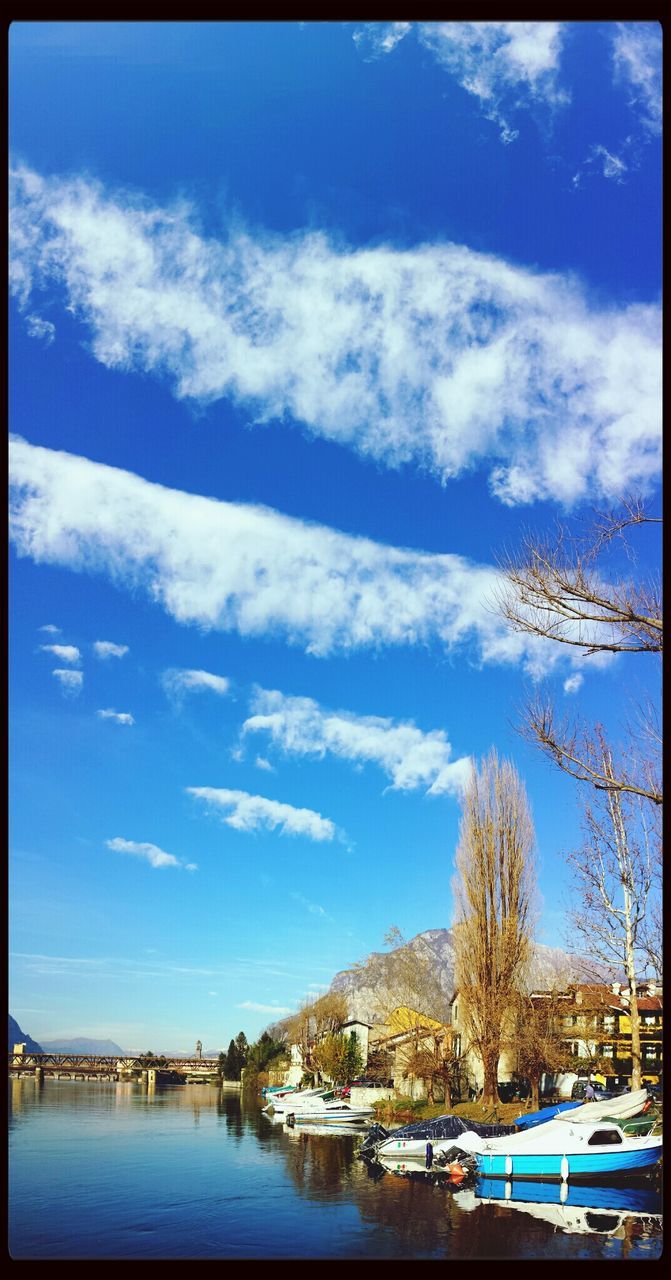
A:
[255,756,275,772]
[356,22,568,142]
[25,313,55,344]
[236,1001,293,1014]
[612,22,661,135]
[53,669,83,694]
[97,708,135,725]
[94,640,129,659]
[187,786,338,843]
[573,144,629,188]
[563,673,584,695]
[353,21,411,58]
[162,668,231,699]
[38,624,60,634]
[9,168,661,507]
[41,643,80,664]
[106,836,196,871]
[244,687,472,797]
[9,439,618,673]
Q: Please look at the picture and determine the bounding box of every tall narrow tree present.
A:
[453,750,536,1106]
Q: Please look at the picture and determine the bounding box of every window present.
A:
[603,1044,614,1058]
[453,1005,458,1025]
[644,1016,656,1025]
[603,1015,615,1032]
[588,1129,623,1146]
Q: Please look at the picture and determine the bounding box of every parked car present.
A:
[571,1080,614,1101]
[349,1078,394,1088]
[498,1080,531,1103]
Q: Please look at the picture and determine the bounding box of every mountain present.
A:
[265,928,605,1038]
[329,928,607,1025]
[40,1037,125,1056]
[9,1015,44,1054]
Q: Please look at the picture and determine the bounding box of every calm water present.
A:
[8,1078,663,1259]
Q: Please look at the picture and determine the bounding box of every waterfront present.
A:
[8,1077,662,1259]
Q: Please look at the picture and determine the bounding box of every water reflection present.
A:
[8,1080,663,1260]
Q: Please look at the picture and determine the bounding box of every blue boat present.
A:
[514,1100,582,1130]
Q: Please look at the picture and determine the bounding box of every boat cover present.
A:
[360,1113,515,1155]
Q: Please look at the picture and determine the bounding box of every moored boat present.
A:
[432,1113,662,1180]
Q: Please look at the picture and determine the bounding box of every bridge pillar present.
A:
[148,1069,157,1087]
[35,1067,43,1085]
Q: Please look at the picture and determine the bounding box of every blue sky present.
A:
[9,21,661,1053]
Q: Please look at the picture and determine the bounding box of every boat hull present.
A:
[477,1143,662,1181]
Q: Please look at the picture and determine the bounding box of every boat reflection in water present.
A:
[475,1176,663,1238]
[375,1152,662,1240]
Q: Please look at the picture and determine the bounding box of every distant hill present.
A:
[40,1037,125,1056]
[9,1015,43,1054]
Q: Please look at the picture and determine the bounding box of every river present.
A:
[8,1077,662,1259]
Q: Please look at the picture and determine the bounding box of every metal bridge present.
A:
[8,1053,222,1080]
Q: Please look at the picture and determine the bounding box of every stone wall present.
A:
[349,1085,394,1109]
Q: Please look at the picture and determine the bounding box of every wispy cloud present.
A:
[106,836,197,871]
[572,143,629,189]
[53,668,83,694]
[93,640,129,659]
[97,708,135,725]
[25,313,55,344]
[187,786,339,843]
[355,22,568,143]
[563,673,584,695]
[243,687,472,797]
[9,439,617,674]
[254,756,275,773]
[236,1001,293,1015]
[38,623,60,633]
[612,22,661,136]
[41,643,80,664]
[10,167,661,506]
[291,892,333,922]
[162,668,231,700]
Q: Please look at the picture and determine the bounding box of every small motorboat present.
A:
[286,1100,374,1126]
[431,1111,662,1181]
[263,1087,330,1114]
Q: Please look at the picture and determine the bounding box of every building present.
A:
[449,990,518,1096]
[530,979,663,1091]
[370,1006,458,1101]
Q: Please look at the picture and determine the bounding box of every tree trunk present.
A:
[531,1077,540,1110]
[482,1055,499,1107]
[627,983,642,1090]
[623,878,642,1090]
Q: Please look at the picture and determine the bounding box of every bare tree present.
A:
[496,498,662,806]
[453,750,537,1106]
[565,731,660,1090]
[514,990,572,1110]
[402,1033,461,1107]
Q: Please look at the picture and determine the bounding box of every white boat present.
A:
[431,1111,662,1181]
[287,1102,374,1125]
[263,1086,329,1114]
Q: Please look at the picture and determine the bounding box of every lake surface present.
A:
[8,1077,663,1259]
